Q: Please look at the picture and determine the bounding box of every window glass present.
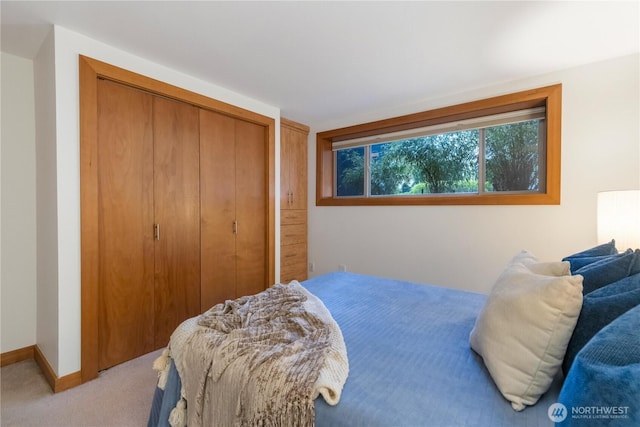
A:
[336,147,365,197]
[335,119,543,198]
[485,120,543,192]
[369,130,479,196]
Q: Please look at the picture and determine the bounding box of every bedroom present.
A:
[1,1,639,426]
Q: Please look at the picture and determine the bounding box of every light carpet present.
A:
[1,348,163,427]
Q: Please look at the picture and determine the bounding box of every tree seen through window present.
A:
[336,120,542,197]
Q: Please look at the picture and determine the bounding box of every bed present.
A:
[148,242,640,427]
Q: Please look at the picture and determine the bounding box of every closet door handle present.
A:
[233,220,238,235]
[154,224,160,240]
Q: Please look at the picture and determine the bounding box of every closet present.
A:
[280,118,309,283]
[95,78,267,370]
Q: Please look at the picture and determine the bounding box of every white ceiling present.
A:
[2,1,638,127]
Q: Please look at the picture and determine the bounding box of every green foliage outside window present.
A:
[336,120,541,197]
[336,147,365,196]
[485,122,540,192]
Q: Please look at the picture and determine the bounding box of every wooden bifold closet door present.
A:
[199,109,266,312]
[97,79,200,370]
[152,95,201,350]
[81,55,275,383]
[96,78,267,371]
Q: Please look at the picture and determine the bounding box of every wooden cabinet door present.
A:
[153,97,201,346]
[97,79,155,370]
[200,109,237,311]
[235,120,267,297]
[281,121,308,210]
[280,125,294,210]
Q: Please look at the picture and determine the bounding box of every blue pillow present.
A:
[574,249,640,294]
[557,304,640,426]
[562,240,618,260]
[562,272,640,375]
[565,254,618,273]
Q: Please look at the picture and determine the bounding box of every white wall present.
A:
[1,53,37,353]
[34,30,60,371]
[32,25,281,377]
[308,53,640,294]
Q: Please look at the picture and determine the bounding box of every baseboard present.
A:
[1,345,35,367]
[33,345,82,392]
[1,344,82,392]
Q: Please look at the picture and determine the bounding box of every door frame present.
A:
[79,55,276,382]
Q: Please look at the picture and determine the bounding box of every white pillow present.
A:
[510,250,572,276]
[469,251,583,411]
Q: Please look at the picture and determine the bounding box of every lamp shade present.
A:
[597,190,640,250]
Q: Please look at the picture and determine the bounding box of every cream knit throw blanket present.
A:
[164,281,348,427]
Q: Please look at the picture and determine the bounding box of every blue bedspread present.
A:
[149,272,560,426]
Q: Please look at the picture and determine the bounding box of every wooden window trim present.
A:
[316,84,561,206]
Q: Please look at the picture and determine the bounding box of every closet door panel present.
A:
[97,80,155,369]
[200,109,237,311]
[153,97,201,346]
[235,120,267,296]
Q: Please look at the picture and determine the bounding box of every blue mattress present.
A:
[149,272,560,426]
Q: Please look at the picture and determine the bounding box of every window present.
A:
[316,84,561,206]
